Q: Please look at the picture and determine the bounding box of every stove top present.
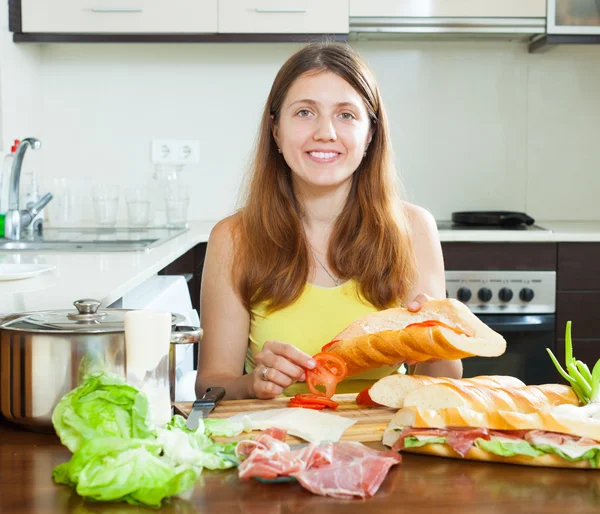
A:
[436,221,549,231]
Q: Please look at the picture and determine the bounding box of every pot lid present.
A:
[0,299,184,334]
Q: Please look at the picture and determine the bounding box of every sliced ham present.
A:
[294,442,402,499]
[237,429,401,499]
[446,428,490,457]
[525,430,598,447]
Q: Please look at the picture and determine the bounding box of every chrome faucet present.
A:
[3,138,53,240]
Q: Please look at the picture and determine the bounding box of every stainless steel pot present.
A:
[0,299,202,433]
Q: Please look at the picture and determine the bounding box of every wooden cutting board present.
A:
[174,393,398,445]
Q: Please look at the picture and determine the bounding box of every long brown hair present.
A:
[234,42,417,313]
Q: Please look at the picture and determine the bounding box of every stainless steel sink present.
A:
[0,227,188,252]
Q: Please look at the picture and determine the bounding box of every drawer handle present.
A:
[91,7,144,13]
[254,8,307,14]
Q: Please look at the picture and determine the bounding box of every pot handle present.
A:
[170,325,203,345]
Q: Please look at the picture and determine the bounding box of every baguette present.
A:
[403,382,579,414]
[402,444,596,469]
[324,299,506,376]
[370,374,526,409]
[383,405,600,469]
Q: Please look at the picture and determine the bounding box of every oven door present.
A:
[461,314,557,385]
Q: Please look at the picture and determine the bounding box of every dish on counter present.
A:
[0,263,56,281]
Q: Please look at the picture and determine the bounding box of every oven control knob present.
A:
[499,288,513,302]
[519,288,535,303]
[456,287,472,303]
[478,288,493,303]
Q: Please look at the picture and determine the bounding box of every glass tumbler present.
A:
[92,185,119,227]
[164,185,190,228]
[125,187,151,228]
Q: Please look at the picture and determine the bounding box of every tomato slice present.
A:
[290,394,339,409]
[405,320,469,336]
[356,387,382,407]
[305,353,348,398]
[288,402,326,410]
[321,339,340,352]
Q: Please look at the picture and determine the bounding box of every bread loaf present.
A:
[402,444,596,469]
[325,299,506,376]
[402,382,579,414]
[383,405,600,443]
[370,374,526,409]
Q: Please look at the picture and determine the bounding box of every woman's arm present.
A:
[403,204,463,379]
[195,216,315,400]
[195,217,256,399]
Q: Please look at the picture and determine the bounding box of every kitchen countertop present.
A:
[0,221,218,315]
[2,219,600,315]
[1,420,599,514]
[438,220,600,242]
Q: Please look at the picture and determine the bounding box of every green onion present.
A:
[546,321,600,404]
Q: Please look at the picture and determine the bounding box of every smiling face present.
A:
[272,71,373,192]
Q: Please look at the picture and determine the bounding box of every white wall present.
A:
[0,6,42,165]
[5,36,600,223]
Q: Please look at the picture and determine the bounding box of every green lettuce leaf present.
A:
[52,373,155,453]
[203,418,247,437]
[55,436,198,507]
[533,444,600,468]
[159,416,240,470]
[403,436,447,448]
[476,438,544,458]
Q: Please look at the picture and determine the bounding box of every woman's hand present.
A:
[406,293,434,313]
[251,340,316,399]
[404,293,436,367]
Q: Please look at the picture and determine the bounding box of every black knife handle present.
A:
[198,386,226,405]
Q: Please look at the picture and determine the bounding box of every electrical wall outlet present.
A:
[151,140,200,165]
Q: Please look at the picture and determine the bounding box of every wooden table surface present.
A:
[1,420,600,514]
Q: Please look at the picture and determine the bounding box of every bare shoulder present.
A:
[401,201,437,234]
[208,213,241,256]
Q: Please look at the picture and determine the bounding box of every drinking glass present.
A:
[125,187,151,228]
[164,185,190,228]
[92,185,119,227]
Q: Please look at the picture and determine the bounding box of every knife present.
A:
[186,387,226,430]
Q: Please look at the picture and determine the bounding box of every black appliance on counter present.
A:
[437,211,549,232]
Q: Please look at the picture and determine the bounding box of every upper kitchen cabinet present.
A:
[10,0,347,42]
[218,0,348,34]
[349,0,547,42]
[531,0,600,52]
[17,0,218,34]
[349,0,546,18]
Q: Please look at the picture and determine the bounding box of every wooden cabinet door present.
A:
[349,0,546,18]
[219,0,348,34]
[21,0,218,33]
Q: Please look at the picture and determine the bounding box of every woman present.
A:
[196,42,462,400]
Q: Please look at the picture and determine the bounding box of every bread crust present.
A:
[370,374,526,409]
[403,382,579,414]
[402,443,595,469]
[326,299,506,376]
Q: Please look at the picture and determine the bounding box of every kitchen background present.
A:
[1,8,600,224]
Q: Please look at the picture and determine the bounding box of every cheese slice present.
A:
[227,408,356,444]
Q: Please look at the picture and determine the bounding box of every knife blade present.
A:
[186,387,226,430]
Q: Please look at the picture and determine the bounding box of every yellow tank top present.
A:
[246,279,403,396]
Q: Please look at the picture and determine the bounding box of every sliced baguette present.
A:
[403,382,579,414]
[402,443,596,469]
[383,405,600,445]
[370,374,526,409]
[326,299,507,376]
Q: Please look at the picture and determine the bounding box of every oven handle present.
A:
[476,314,555,333]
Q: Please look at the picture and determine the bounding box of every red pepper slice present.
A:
[288,402,326,410]
[356,387,382,407]
[405,320,468,336]
[305,353,348,398]
[321,339,340,352]
[289,394,340,409]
